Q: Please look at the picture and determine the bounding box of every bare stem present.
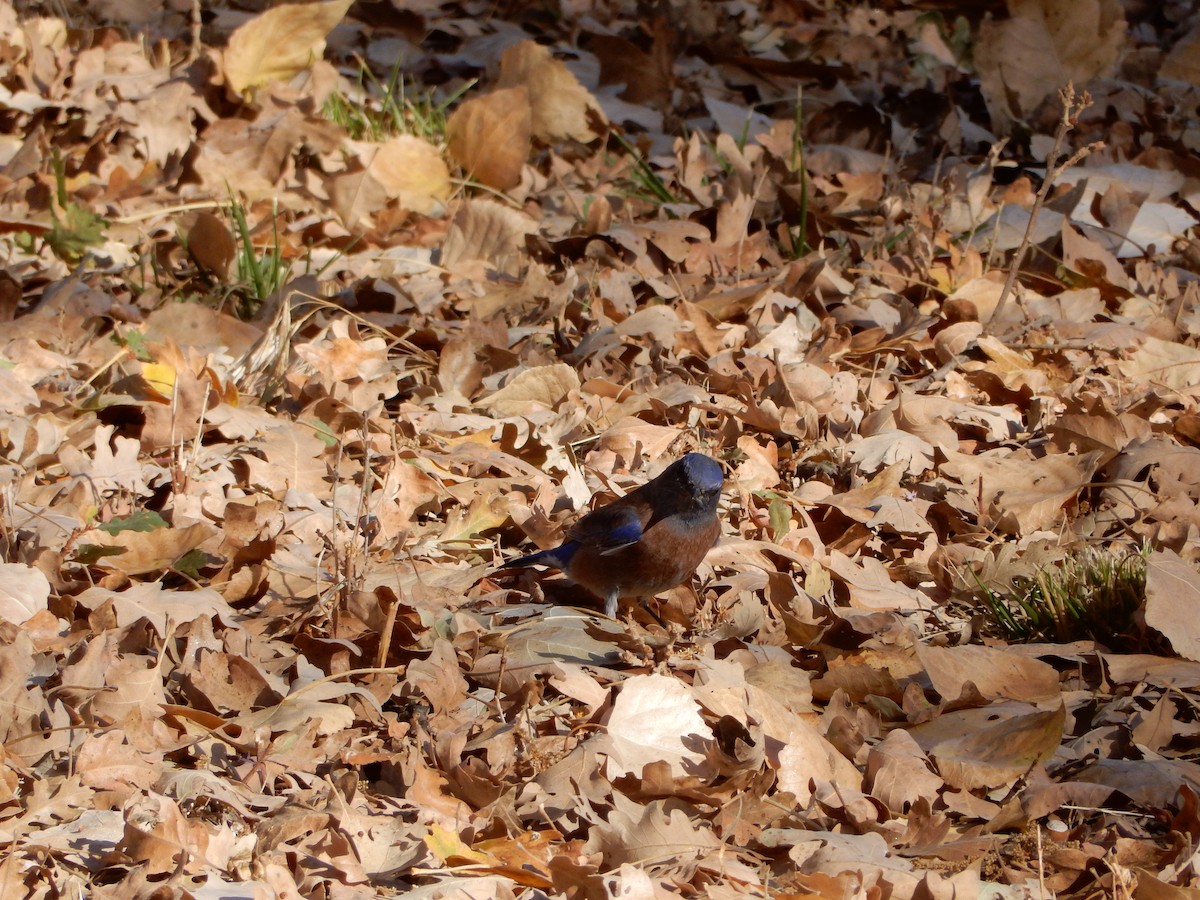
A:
[993,83,1104,322]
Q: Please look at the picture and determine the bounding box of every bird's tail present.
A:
[499,543,577,570]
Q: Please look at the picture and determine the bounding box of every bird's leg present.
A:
[603,592,619,618]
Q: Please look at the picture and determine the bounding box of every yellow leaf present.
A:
[141,361,177,398]
[424,824,492,866]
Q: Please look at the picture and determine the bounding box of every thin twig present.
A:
[993,83,1104,321]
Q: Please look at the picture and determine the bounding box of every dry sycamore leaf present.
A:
[446,86,532,191]
[223,0,354,96]
[498,40,607,143]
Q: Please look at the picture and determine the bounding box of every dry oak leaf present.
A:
[222,0,353,96]
[598,673,715,780]
[584,794,726,871]
[939,449,1102,536]
[866,729,944,816]
[446,86,532,191]
[0,562,50,625]
[117,791,238,875]
[497,40,607,143]
[476,364,581,418]
[440,198,539,276]
[74,582,237,637]
[1119,335,1200,393]
[76,731,161,794]
[59,424,161,498]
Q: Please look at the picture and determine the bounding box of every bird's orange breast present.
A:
[566,514,720,601]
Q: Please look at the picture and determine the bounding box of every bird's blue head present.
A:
[658,452,722,516]
[679,453,723,493]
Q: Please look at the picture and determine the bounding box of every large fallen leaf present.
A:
[222,0,353,97]
[328,136,451,228]
[912,703,1065,791]
[497,40,607,143]
[440,198,538,276]
[446,87,531,190]
[776,719,864,804]
[975,0,1125,129]
[0,563,50,625]
[917,644,1062,705]
[476,364,581,417]
[73,583,238,636]
[598,674,715,779]
[1144,550,1200,662]
[940,449,1101,536]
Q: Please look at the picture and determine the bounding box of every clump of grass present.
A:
[976,545,1148,647]
[612,130,681,206]
[229,196,288,314]
[323,60,473,142]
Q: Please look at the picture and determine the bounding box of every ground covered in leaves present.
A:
[2,0,1200,897]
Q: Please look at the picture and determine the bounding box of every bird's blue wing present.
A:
[567,503,645,553]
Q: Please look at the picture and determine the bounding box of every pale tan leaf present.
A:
[776,719,863,804]
[365,135,451,212]
[81,522,217,576]
[1144,550,1200,662]
[599,673,714,779]
[497,40,607,143]
[917,644,1062,705]
[328,136,451,228]
[0,562,50,625]
[440,198,537,276]
[866,729,944,815]
[223,0,354,96]
[1119,336,1200,393]
[975,0,1125,128]
[476,363,581,418]
[918,704,1066,791]
[74,583,237,636]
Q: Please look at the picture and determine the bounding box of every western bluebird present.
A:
[501,453,724,618]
